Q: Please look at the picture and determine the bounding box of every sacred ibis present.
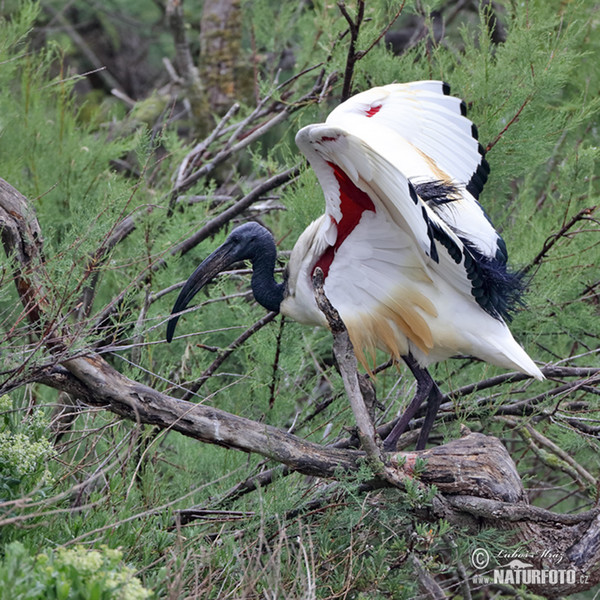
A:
[166,81,544,451]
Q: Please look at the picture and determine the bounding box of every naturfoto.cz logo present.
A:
[469,547,587,586]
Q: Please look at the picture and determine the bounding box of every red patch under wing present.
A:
[314,163,376,278]
[365,104,382,118]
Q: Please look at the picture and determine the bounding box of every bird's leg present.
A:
[383,355,443,452]
[416,377,443,451]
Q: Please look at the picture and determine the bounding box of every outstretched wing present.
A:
[325,81,505,262]
[294,89,542,378]
[296,122,477,306]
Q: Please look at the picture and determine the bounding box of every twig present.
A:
[499,416,597,488]
[170,111,292,198]
[213,463,290,508]
[131,285,152,368]
[486,94,533,153]
[170,166,301,258]
[268,315,286,409]
[497,376,599,417]
[360,1,406,57]
[442,534,472,600]
[170,102,241,212]
[180,311,278,400]
[432,365,598,417]
[524,206,598,273]
[312,267,383,466]
[174,508,254,526]
[76,210,140,320]
[338,1,366,101]
[446,495,599,525]
[42,4,125,94]
[409,553,448,600]
[90,167,299,334]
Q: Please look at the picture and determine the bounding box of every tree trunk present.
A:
[200,0,250,115]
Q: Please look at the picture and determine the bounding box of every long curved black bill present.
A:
[166,242,236,342]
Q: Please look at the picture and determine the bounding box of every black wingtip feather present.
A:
[466,159,490,199]
[408,181,420,205]
[461,238,525,322]
[413,180,460,207]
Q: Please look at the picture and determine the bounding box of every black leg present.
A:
[416,380,443,450]
[383,355,442,452]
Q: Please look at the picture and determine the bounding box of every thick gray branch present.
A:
[312,267,382,464]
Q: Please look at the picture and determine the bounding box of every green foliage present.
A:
[0,395,54,501]
[0,542,152,600]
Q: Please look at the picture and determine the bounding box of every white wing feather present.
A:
[325,81,503,261]
[296,124,472,296]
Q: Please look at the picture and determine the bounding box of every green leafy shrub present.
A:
[0,395,54,500]
[0,542,152,600]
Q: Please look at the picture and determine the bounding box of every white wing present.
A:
[325,81,505,262]
[296,123,476,303]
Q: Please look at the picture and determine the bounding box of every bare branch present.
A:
[486,94,533,153]
[179,311,279,400]
[524,205,598,273]
[42,4,125,94]
[338,1,366,101]
[170,166,301,258]
[35,355,600,591]
[0,178,48,329]
[89,166,300,338]
[410,553,448,600]
[312,267,383,466]
[500,416,597,489]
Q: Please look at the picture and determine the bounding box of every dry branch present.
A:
[312,266,383,465]
[45,352,522,498]
[179,311,278,400]
[37,354,600,595]
[0,178,48,329]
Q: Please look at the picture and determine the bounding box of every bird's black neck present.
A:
[248,235,285,313]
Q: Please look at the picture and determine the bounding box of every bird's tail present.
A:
[491,337,545,380]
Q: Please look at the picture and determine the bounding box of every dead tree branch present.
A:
[337,0,406,101]
[34,357,600,593]
[312,266,383,466]
[525,205,598,273]
[0,178,48,330]
[338,0,366,101]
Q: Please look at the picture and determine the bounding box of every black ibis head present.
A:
[166,222,285,342]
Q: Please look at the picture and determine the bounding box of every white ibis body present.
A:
[167,81,544,450]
